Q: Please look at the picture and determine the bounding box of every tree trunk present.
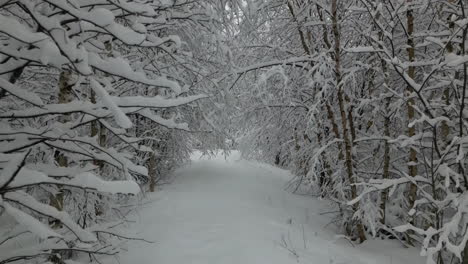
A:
[286,0,310,56]
[148,152,158,192]
[406,0,418,225]
[374,3,391,226]
[331,0,365,242]
[50,71,74,229]
[458,1,468,262]
[381,100,391,225]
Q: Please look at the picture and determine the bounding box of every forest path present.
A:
[117,152,423,264]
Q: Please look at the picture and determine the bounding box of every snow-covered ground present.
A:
[117,152,424,264]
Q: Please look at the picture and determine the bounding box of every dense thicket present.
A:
[230,1,468,263]
[0,1,226,263]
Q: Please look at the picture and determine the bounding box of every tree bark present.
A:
[50,71,74,228]
[148,152,158,192]
[374,2,391,226]
[406,0,418,223]
[331,0,365,242]
[381,101,391,225]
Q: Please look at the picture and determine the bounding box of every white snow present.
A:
[0,78,44,106]
[346,47,380,53]
[114,152,424,264]
[68,172,141,195]
[138,109,190,131]
[90,79,133,129]
[4,191,98,243]
[3,202,62,240]
[88,8,115,27]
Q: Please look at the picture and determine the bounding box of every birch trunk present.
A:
[331,0,365,242]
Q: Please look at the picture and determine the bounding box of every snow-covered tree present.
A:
[0,1,224,263]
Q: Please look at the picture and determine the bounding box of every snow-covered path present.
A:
[119,153,424,264]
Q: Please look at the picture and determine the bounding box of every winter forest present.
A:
[1,0,468,263]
